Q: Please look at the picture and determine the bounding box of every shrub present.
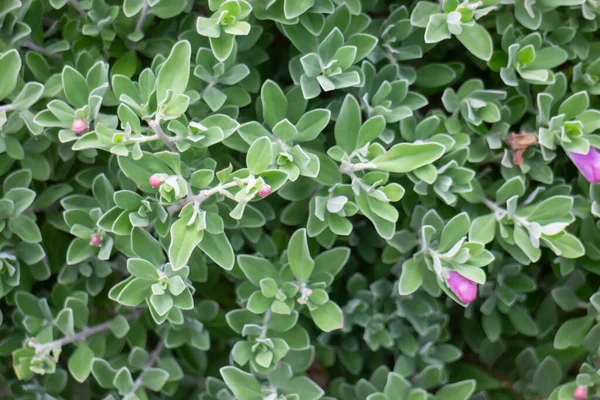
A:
[1,0,600,399]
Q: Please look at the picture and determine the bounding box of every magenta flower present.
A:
[573,386,588,400]
[570,148,600,183]
[149,174,164,188]
[90,234,102,247]
[446,271,477,303]
[71,119,88,135]
[257,184,271,198]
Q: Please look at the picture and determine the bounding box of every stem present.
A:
[126,339,165,397]
[199,82,216,100]
[128,133,159,143]
[148,119,177,152]
[167,177,252,214]
[135,2,150,32]
[482,198,529,228]
[70,0,86,16]
[20,42,63,60]
[0,104,14,113]
[482,198,504,214]
[340,167,373,193]
[33,309,145,354]
[259,309,272,339]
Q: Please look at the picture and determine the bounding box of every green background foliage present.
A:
[0,0,600,399]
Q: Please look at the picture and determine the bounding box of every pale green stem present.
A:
[167,177,254,214]
[125,339,165,397]
[33,309,145,354]
[135,2,150,32]
[147,119,177,152]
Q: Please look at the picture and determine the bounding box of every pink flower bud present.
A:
[258,184,271,198]
[570,148,600,183]
[446,271,477,303]
[574,386,588,400]
[90,234,102,247]
[71,119,88,135]
[149,174,163,188]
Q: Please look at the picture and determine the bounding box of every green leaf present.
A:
[469,214,496,244]
[434,380,476,400]
[68,344,94,383]
[62,66,89,108]
[111,51,138,78]
[168,216,204,270]
[527,47,568,70]
[66,237,96,265]
[141,368,169,391]
[495,176,525,204]
[398,259,423,295]
[210,34,236,62]
[411,1,442,27]
[150,293,173,316]
[237,255,279,286]
[508,307,538,337]
[123,0,145,17]
[554,316,594,349]
[345,34,378,63]
[12,82,44,111]
[287,229,314,283]
[456,23,493,61]
[532,357,562,398]
[313,247,350,278]
[384,373,411,400]
[150,0,186,18]
[334,94,361,153]
[4,188,35,215]
[261,80,288,129]
[220,366,263,400]
[438,212,469,253]
[198,232,235,270]
[372,143,445,173]
[9,214,42,244]
[127,258,160,280]
[558,91,589,120]
[247,137,273,175]
[356,116,386,148]
[0,50,22,101]
[416,64,457,89]
[109,315,130,339]
[309,300,344,332]
[118,152,173,192]
[131,227,165,266]
[190,170,215,188]
[295,109,331,142]
[544,232,585,259]
[514,226,541,262]
[156,40,191,105]
[91,359,117,388]
[284,0,314,19]
[114,277,152,306]
[424,14,451,43]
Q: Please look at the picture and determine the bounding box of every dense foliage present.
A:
[2,0,600,399]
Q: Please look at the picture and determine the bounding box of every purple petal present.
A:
[446,271,478,304]
[570,148,600,183]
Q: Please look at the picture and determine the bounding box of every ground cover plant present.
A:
[1,0,600,399]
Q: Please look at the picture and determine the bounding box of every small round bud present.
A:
[71,119,88,135]
[90,234,102,247]
[149,174,163,188]
[574,386,588,400]
[258,184,271,198]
